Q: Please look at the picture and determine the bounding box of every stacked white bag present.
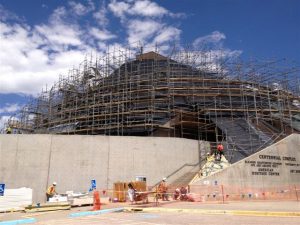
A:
[0,188,32,212]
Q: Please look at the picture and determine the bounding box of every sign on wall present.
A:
[91,180,96,189]
[245,154,300,176]
[0,184,5,196]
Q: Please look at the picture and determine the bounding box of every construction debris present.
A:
[200,156,230,178]
[66,191,93,207]
[48,195,68,203]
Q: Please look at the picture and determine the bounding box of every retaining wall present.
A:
[0,135,207,202]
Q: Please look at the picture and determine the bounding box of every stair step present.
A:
[169,172,198,188]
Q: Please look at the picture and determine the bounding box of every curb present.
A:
[124,207,300,217]
[0,218,37,225]
[69,207,124,218]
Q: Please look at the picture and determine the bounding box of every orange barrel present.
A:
[92,190,101,211]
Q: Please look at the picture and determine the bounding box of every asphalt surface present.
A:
[33,212,300,225]
[0,200,299,225]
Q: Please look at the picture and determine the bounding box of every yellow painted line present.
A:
[124,207,300,217]
[125,207,226,214]
[20,216,36,220]
[230,210,300,217]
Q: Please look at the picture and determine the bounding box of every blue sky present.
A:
[0,0,299,129]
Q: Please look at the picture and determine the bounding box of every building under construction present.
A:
[6,47,300,163]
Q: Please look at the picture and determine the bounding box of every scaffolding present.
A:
[4,45,300,162]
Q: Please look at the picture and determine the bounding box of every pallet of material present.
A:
[0,188,32,212]
[25,202,71,213]
[70,196,109,207]
[71,196,93,207]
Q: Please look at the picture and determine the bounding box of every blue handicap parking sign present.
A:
[0,184,5,196]
[91,180,96,189]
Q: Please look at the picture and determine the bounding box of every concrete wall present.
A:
[191,134,300,190]
[0,135,205,202]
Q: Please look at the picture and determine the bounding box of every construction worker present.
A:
[127,183,136,204]
[215,143,224,160]
[46,182,57,201]
[173,188,180,200]
[158,178,168,201]
[5,127,12,134]
[179,186,188,201]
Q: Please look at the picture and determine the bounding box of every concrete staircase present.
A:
[168,171,198,191]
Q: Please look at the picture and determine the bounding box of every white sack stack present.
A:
[0,188,32,212]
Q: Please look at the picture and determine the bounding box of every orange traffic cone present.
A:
[92,190,101,211]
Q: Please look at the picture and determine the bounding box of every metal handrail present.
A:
[151,158,207,189]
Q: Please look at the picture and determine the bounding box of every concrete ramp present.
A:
[190,134,300,190]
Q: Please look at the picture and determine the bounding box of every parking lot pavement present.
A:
[157,200,300,212]
[1,201,299,225]
[33,211,300,225]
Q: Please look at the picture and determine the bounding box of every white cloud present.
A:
[193,31,226,49]
[90,27,116,41]
[127,19,162,44]
[125,19,181,48]
[191,31,242,68]
[210,49,242,59]
[107,1,183,46]
[34,6,83,48]
[35,23,82,47]
[153,26,181,44]
[68,1,95,16]
[179,49,242,73]
[0,7,91,95]
[93,2,109,27]
[0,1,241,98]
[49,6,67,23]
[108,0,181,20]
[0,103,23,114]
[0,4,20,21]
[108,0,130,19]
[130,0,168,17]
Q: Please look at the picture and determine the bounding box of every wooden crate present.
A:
[132,181,146,192]
[113,181,146,202]
[113,182,127,202]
